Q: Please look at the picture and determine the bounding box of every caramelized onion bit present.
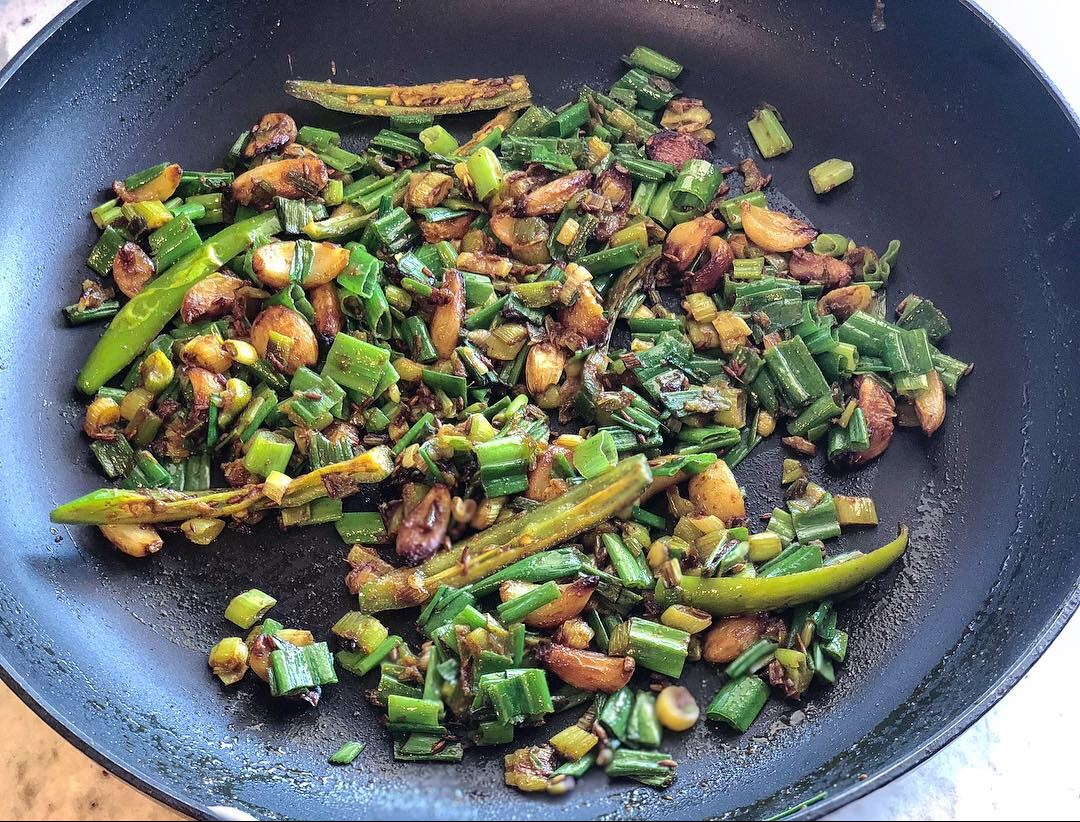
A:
[243,112,297,158]
[663,215,725,272]
[848,375,896,465]
[517,171,592,217]
[540,644,635,692]
[112,242,155,298]
[740,202,817,252]
[702,614,766,663]
[817,283,873,321]
[646,130,711,169]
[396,484,451,565]
[684,235,733,293]
[788,249,853,288]
[250,306,319,373]
[181,272,243,324]
[913,370,946,436]
[231,157,328,208]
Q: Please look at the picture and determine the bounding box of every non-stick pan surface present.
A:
[0,0,1078,818]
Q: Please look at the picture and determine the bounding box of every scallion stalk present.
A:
[572,430,618,479]
[705,676,768,732]
[808,158,854,194]
[496,580,561,624]
[605,748,676,788]
[623,46,683,80]
[328,741,365,765]
[626,690,663,748]
[747,107,792,158]
[224,588,277,629]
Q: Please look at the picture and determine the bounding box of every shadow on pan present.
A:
[0,0,1077,818]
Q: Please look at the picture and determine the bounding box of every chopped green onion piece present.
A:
[336,511,388,545]
[466,146,503,201]
[603,532,653,590]
[791,495,842,542]
[808,158,854,194]
[626,690,663,748]
[466,546,585,599]
[671,158,723,213]
[389,113,435,133]
[731,256,765,281]
[623,46,683,79]
[496,580,561,623]
[598,686,634,740]
[123,162,171,190]
[764,337,831,408]
[86,226,128,276]
[337,635,402,677]
[328,741,365,765]
[64,300,120,326]
[224,588,277,629]
[322,332,391,399]
[706,675,769,732]
[747,107,792,158]
[370,129,425,158]
[716,191,767,229]
[476,668,554,724]
[605,748,676,788]
[757,542,823,577]
[269,641,337,696]
[474,435,531,497]
[572,430,618,479]
[619,617,690,678]
[541,99,590,138]
[243,430,294,477]
[149,215,201,272]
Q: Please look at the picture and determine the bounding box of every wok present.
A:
[0,0,1078,818]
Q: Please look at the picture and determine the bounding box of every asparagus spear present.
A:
[50,446,394,525]
[284,76,532,117]
[357,454,652,613]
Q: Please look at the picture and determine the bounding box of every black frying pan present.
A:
[1,0,1078,818]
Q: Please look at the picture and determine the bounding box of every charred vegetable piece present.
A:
[285,76,532,116]
[231,157,329,207]
[396,484,451,564]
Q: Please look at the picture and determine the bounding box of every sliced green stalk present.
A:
[328,741,365,765]
[496,580,561,623]
[705,676,768,732]
[224,588,276,628]
[808,158,854,194]
[605,748,676,788]
[747,107,792,158]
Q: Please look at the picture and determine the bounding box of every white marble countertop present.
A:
[0,1,1077,820]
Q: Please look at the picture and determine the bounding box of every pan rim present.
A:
[0,1,1076,820]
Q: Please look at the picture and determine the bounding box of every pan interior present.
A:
[0,0,1078,819]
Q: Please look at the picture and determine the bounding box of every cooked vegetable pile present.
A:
[51,45,970,793]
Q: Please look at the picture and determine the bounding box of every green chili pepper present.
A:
[657,526,908,615]
[76,212,281,394]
